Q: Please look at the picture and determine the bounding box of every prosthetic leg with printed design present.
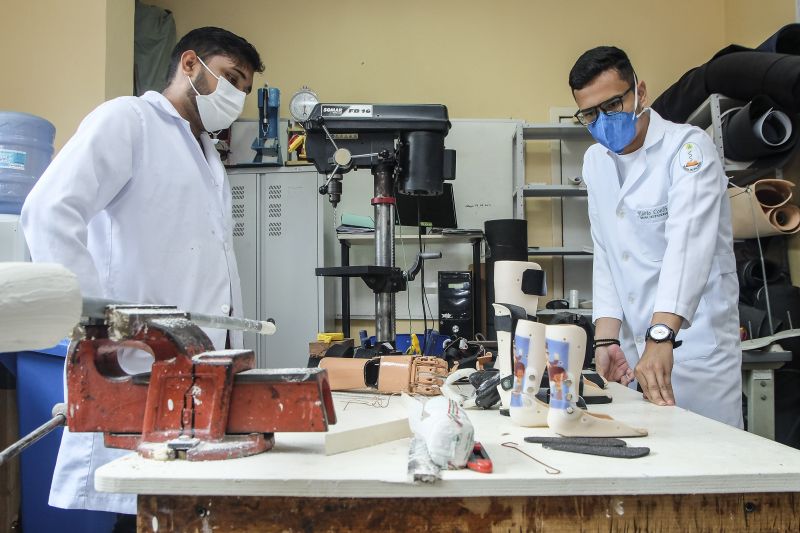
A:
[546,324,647,437]
[493,260,546,409]
[492,302,528,409]
[509,319,549,427]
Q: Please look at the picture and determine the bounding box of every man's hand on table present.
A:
[595,344,634,386]
[634,341,675,406]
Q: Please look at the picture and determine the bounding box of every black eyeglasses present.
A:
[574,86,634,126]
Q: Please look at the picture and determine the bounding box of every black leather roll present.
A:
[757,23,800,54]
[738,258,784,290]
[707,52,800,114]
[484,219,528,261]
[651,63,709,123]
[653,49,800,123]
[484,219,528,340]
[723,95,797,162]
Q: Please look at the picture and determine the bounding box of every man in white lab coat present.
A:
[21,27,263,525]
[568,46,743,428]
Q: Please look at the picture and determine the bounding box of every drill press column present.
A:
[373,164,396,344]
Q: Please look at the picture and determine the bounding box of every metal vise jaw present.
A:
[66,305,336,460]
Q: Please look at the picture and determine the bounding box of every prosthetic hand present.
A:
[319,355,448,395]
[546,324,647,437]
[509,319,549,427]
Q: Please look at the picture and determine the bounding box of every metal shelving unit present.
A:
[527,246,593,256]
[522,123,594,141]
[515,183,588,199]
[512,117,595,311]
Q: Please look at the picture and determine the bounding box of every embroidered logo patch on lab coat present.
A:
[679,142,703,172]
[637,203,668,223]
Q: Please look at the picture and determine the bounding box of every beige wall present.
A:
[0,0,134,149]
[1,0,792,154]
[149,0,733,123]
[725,0,796,46]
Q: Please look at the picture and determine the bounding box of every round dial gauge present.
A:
[289,87,319,122]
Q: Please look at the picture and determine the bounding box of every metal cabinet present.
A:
[228,167,333,368]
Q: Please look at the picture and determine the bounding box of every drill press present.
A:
[302,104,456,346]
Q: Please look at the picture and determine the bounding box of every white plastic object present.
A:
[509,319,548,427]
[494,260,543,317]
[0,262,81,351]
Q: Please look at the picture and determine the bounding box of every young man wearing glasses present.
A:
[569,46,743,428]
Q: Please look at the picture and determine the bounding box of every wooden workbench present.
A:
[96,384,800,532]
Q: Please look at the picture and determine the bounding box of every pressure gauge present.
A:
[289,86,319,122]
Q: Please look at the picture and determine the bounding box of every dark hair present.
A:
[166,26,264,82]
[568,46,635,91]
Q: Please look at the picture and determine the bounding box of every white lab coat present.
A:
[20,91,244,513]
[584,109,743,429]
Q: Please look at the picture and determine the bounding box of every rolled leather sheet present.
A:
[753,178,794,208]
[757,23,800,54]
[729,179,800,238]
[738,258,783,290]
[653,50,800,123]
[484,219,528,261]
[723,95,797,162]
[485,218,529,339]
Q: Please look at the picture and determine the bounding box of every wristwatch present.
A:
[645,323,683,348]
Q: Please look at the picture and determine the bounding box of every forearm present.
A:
[594,317,622,341]
[650,312,682,332]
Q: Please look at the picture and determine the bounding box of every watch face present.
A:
[649,324,670,341]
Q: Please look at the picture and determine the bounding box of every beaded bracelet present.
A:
[593,338,620,350]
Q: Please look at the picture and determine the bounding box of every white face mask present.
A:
[187,56,246,132]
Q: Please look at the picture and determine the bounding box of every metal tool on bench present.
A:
[251,85,282,165]
[302,103,456,347]
[1,297,336,464]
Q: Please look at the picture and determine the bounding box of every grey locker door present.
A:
[259,170,320,368]
[228,173,260,356]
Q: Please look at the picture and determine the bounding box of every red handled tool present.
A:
[467,441,493,473]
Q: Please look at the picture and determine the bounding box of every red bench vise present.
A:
[65,304,336,461]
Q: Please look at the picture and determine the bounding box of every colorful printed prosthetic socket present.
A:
[509,319,549,427]
[492,303,527,409]
[493,260,546,409]
[546,324,647,437]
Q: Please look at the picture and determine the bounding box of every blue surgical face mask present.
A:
[587,77,643,154]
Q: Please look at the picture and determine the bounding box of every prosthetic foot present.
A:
[545,324,647,437]
[509,319,549,427]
